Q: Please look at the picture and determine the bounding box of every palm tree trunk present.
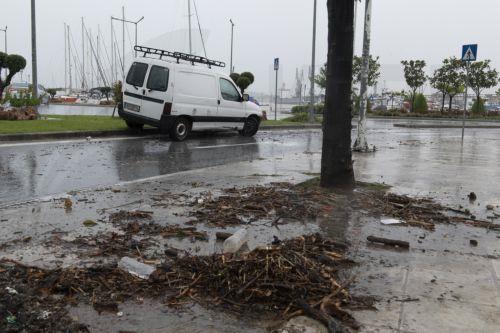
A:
[320,0,355,188]
[441,93,446,112]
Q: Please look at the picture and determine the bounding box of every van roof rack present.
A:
[134,45,226,68]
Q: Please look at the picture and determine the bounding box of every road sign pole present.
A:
[462,61,470,143]
[274,58,279,121]
[275,68,278,121]
[460,44,477,143]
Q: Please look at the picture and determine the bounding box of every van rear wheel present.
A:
[125,121,144,130]
[239,117,260,137]
[169,117,191,141]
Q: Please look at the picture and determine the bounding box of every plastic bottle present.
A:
[118,257,156,280]
[223,228,248,254]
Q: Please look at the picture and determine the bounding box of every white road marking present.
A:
[193,142,259,150]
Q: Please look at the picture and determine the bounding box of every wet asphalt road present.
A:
[0,118,499,209]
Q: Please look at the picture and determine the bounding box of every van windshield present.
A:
[126,62,149,87]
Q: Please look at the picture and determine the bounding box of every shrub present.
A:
[413,93,428,113]
[4,91,40,107]
[471,98,486,115]
[291,104,324,114]
[283,112,321,123]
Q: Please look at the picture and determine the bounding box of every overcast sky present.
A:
[1,0,499,94]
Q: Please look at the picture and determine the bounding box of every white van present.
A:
[118,46,264,141]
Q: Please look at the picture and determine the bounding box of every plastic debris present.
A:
[118,257,156,280]
[223,228,248,253]
[5,287,18,295]
[37,311,51,320]
[381,218,405,225]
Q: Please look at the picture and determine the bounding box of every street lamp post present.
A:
[30,0,38,104]
[111,14,145,80]
[230,19,235,74]
[308,0,317,123]
[0,26,7,80]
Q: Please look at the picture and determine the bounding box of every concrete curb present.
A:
[0,124,322,142]
[394,124,500,129]
[369,115,500,123]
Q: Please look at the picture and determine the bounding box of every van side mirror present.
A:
[242,94,249,102]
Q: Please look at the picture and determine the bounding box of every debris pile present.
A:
[380,192,500,231]
[0,234,359,332]
[193,183,336,226]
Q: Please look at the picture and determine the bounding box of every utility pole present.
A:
[354,0,373,152]
[30,0,39,106]
[230,19,235,74]
[188,0,192,54]
[308,0,317,123]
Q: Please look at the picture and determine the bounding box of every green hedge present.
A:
[291,104,324,114]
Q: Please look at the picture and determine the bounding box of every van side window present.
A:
[219,78,241,102]
[147,66,169,92]
[126,62,148,87]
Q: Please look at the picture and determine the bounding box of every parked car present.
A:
[119,46,264,141]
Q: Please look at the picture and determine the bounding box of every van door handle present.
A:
[217,100,221,105]
[142,89,146,96]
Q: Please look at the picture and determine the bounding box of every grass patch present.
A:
[0,115,128,134]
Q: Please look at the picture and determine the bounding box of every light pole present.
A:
[111,14,145,78]
[354,0,373,152]
[308,0,317,123]
[31,0,38,104]
[230,19,235,74]
[0,26,6,53]
[0,26,7,80]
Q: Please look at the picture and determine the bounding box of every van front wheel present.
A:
[169,117,191,141]
[239,117,260,137]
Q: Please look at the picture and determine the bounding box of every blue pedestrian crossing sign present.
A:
[462,44,478,62]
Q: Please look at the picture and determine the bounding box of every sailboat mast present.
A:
[81,17,85,90]
[64,23,67,92]
[188,0,192,54]
[68,25,72,92]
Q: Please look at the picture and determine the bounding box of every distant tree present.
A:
[46,88,58,99]
[467,60,498,104]
[315,55,380,90]
[315,65,327,89]
[230,72,255,94]
[352,55,380,86]
[401,60,426,112]
[429,69,447,112]
[0,52,27,100]
[430,57,465,112]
